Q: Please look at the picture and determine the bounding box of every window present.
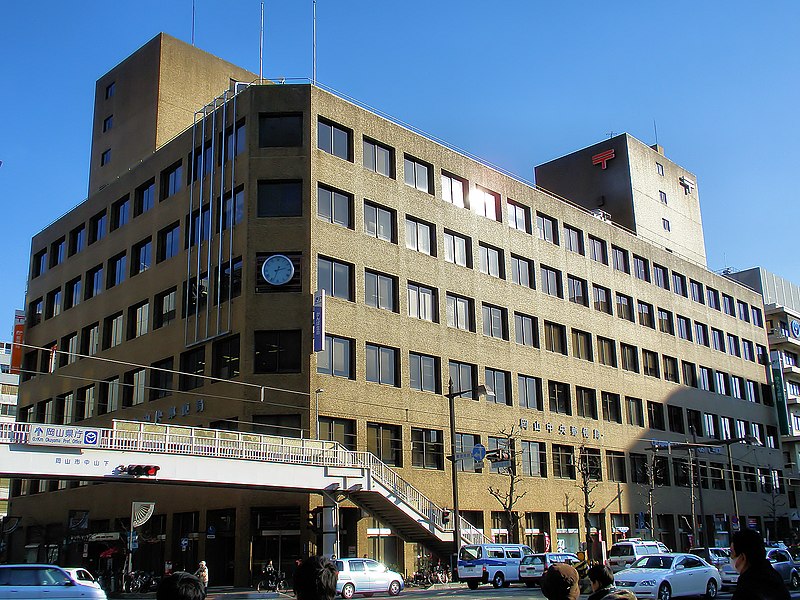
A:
[161,161,183,199]
[704,413,720,440]
[64,277,81,310]
[642,349,660,378]
[699,366,713,392]
[405,217,434,255]
[695,322,709,346]
[662,219,671,232]
[28,297,43,326]
[259,113,302,147]
[715,371,730,396]
[318,256,353,300]
[632,255,649,282]
[448,360,477,398]
[597,337,617,367]
[258,180,302,217]
[743,339,755,362]
[572,329,593,361]
[540,265,562,298]
[637,301,655,328]
[711,328,725,352]
[318,118,351,160]
[60,332,78,367]
[482,303,507,340]
[363,138,394,177]
[731,375,744,399]
[752,306,764,327]
[187,206,211,246]
[653,264,669,290]
[226,121,248,160]
[105,81,115,98]
[737,300,750,322]
[103,114,113,132]
[154,288,177,329]
[131,238,152,276]
[627,397,645,427]
[479,243,504,278]
[179,347,206,390]
[107,253,126,288]
[134,180,155,216]
[607,451,626,482]
[486,368,510,405]
[69,225,85,256]
[100,149,111,166]
[443,230,471,267]
[621,343,639,373]
[364,201,395,242]
[659,190,668,204]
[85,265,103,300]
[564,225,584,255]
[222,187,244,230]
[409,352,438,392]
[212,335,240,379]
[567,275,588,307]
[668,405,685,433]
[656,162,664,176]
[127,300,149,339]
[722,293,735,316]
[658,308,674,334]
[544,321,567,354]
[630,453,649,484]
[519,375,542,410]
[553,444,575,479]
[441,171,466,206]
[507,200,530,233]
[254,330,302,373]
[123,369,147,407]
[521,441,547,477]
[318,417,356,451]
[473,186,500,221]
[446,293,473,331]
[317,185,352,226]
[707,287,720,310]
[407,283,436,322]
[602,392,622,423]
[411,428,444,470]
[576,387,597,419]
[663,355,679,383]
[157,222,181,262]
[677,315,692,341]
[365,270,397,312]
[682,361,697,387]
[404,155,432,193]
[548,380,571,415]
[89,210,106,244]
[368,423,402,466]
[580,447,602,480]
[510,255,533,288]
[366,343,398,386]
[536,213,559,245]
[592,283,614,315]
[150,358,173,400]
[727,334,741,357]
[612,246,629,273]
[103,312,124,349]
[615,293,632,320]
[317,335,353,378]
[690,280,705,304]
[49,238,65,269]
[588,236,608,264]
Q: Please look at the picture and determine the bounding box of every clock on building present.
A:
[261,254,295,286]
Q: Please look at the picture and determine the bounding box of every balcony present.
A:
[769,329,800,349]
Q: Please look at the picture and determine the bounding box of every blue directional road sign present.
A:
[472,444,487,462]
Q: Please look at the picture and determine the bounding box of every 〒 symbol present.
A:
[592,149,615,169]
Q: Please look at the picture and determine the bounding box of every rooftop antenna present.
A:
[191,0,196,46]
[653,119,659,146]
[312,0,317,85]
[606,131,615,139]
[259,1,264,83]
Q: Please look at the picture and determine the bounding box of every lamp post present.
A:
[689,425,709,547]
[445,379,487,560]
[314,388,324,440]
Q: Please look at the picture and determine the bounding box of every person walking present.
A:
[586,564,637,600]
[730,529,789,600]
[194,561,209,591]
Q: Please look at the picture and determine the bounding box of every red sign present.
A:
[9,312,24,375]
[592,149,615,169]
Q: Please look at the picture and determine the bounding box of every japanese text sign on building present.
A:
[29,425,101,448]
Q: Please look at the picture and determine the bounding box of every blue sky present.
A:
[2,1,799,333]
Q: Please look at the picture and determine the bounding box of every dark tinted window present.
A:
[257,181,303,217]
[259,114,303,147]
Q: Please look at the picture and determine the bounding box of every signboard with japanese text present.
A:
[313,290,326,352]
[28,425,101,448]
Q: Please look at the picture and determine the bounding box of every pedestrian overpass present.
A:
[0,420,489,558]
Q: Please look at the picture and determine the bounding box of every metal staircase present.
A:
[0,420,489,555]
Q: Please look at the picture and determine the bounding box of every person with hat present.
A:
[194,561,209,591]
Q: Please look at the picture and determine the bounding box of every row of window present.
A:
[313,115,762,329]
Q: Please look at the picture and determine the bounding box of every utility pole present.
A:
[689,426,708,547]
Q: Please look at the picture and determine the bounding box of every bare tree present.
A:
[763,476,787,543]
[636,451,669,540]
[575,445,600,556]
[487,427,527,543]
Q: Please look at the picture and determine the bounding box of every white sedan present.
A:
[614,553,721,600]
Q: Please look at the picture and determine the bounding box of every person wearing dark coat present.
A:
[730,529,790,600]
[586,564,637,600]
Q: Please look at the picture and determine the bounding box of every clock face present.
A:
[261,254,295,286]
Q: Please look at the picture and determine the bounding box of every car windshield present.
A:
[609,545,633,557]
[631,556,674,569]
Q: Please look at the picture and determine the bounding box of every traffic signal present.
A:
[442,510,450,524]
[118,465,160,477]
[307,507,322,534]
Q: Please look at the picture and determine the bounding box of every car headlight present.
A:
[639,580,657,587]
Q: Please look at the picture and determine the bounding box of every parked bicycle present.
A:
[124,570,160,593]
[256,569,287,592]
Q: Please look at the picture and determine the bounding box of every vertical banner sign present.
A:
[313,290,326,352]
[771,354,791,436]
[10,310,24,375]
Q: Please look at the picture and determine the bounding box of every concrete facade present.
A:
[11,35,787,585]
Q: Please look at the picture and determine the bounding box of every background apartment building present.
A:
[10,34,787,584]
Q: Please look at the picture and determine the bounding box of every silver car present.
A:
[335,558,404,598]
[0,564,107,599]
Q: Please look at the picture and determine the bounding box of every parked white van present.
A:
[457,544,533,589]
[606,539,669,572]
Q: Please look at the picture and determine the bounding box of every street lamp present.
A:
[445,379,487,560]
